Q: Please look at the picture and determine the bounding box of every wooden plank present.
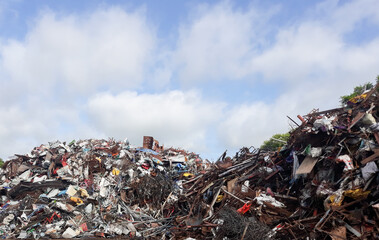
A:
[296,156,318,175]
[361,149,379,165]
[348,112,365,130]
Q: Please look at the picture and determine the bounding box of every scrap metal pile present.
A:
[0,87,378,239]
[0,138,208,239]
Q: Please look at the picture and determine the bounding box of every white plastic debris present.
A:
[255,193,285,208]
[108,224,124,235]
[47,189,60,198]
[313,116,335,132]
[33,175,47,182]
[99,178,109,197]
[66,185,77,196]
[361,113,376,125]
[18,231,28,239]
[310,147,323,157]
[56,202,75,212]
[336,154,354,171]
[128,169,134,179]
[62,227,79,238]
[18,170,31,181]
[241,180,250,193]
[361,162,378,181]
[85,203,93,214]
[2,214,14,225]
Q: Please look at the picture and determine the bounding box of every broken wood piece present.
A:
[201,182,214,194]
[227,178,238,193]
[361,149,379,164]
[263,201,292,217]
[273,193,298,201]
[296,156,318,175]
[221,186,247,204]
[182,174,202,185]
[348,111,365,130]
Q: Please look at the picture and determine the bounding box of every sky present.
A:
[0,0,379,160]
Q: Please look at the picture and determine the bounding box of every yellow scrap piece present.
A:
[216,195,224,203]
[112,168,120,176]
[70,197,83,205]
[344,189,370,199]
[78,189,89,198]
[96,157,102,163]
[349,93,367,103]
[183,173,194,178]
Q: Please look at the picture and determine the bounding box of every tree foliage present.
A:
[0,158,3,168]
[340,76,379,105]
[260,133,290,151]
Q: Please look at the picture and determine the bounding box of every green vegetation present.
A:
[340,76,379,105]
[260,132,290,151]
[0,158,3,168]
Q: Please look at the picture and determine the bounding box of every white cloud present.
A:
[0,103,93,159]
[172,0,379,90]
[174,1,275,83]
[251,23,343,82]
[0,7,155,96]
[86,90,224,152]
[219,98,298,149]
[324,0,379,33]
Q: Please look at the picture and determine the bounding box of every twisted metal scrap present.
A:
[214,207,272,240]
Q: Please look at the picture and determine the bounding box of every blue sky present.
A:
[0,0,379,160]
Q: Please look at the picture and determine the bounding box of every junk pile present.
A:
[0,86,378,239]
[0,137,207,239]
[200,85,378,239]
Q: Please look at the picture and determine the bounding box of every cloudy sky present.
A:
[0,0,378,160]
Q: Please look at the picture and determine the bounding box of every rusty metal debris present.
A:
[0,85,378,239]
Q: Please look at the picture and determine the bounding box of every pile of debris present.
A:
[193,84,378,239]
[0,86,378,239]
[0,137,207,239]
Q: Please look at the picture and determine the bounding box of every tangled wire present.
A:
[214,207,272,240]
[130,174,173,208]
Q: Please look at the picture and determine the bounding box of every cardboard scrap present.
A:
[296,156,318,175]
